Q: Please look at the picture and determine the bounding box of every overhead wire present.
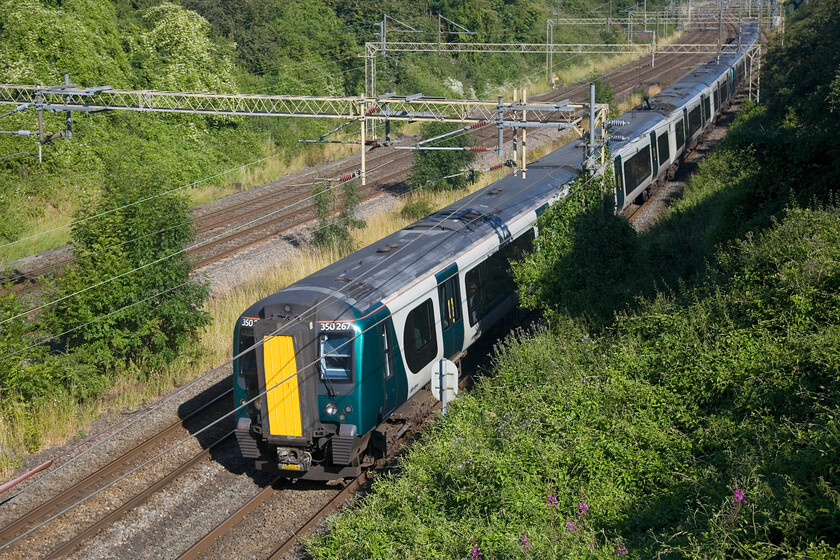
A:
[9,164,605,551]
[0,18,678,532]
[0,151,290,251]
[0,13,736,520]
[0,149,470,361]
[0,168,372,327]
[3,89,615,546]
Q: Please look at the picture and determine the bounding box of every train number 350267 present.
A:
[320,322,353,331]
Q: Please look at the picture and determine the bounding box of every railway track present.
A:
[1,27,736,294]
[0,388,234,558]
[175,392,448,560]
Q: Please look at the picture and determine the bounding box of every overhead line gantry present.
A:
[0,84,607,186]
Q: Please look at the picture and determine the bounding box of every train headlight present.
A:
[324,402,338,416]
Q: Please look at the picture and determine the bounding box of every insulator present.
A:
[468,120,490,130]
[605,119,629,128]
[467,146,491,152]
[339,171,358,182]
[365,141,380,147]
[365,105,381,115]
[488,163,505,171]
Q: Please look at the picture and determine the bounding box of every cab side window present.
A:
[320,334,352,381]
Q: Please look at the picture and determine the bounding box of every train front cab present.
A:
[233,303,382,480]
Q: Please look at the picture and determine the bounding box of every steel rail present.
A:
[43,431,235,559]
[0,388,232,547]
[266,475,366,560]
[177,478,282,560]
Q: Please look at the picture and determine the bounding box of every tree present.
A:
[46,168,209,373]
[514,169,637,325]
[407,122,478,191]
[311,179,365,250]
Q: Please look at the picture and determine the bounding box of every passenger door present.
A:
[649,131,659,178]
[436,264,464,359]
[380,320,398,416]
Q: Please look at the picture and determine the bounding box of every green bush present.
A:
[408,122,478,192]
[45,169,209,373]
[308,323,691,559]
[401,198,434,221]
[515,168,637,325]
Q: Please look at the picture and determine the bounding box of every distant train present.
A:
[232,24,759,480]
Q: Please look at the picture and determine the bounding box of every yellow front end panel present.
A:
[263,335,303,438]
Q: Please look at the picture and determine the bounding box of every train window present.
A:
[623,145,652,195]
[320,334,353,381]
[380,323,393,380]
[507,228,535,260]
[687,105,701,138]
[403,299,438,373]
[438,275,461,331]
[714,88,720,114]
[675,119,685,151]
[657,132,670,167]
[238,326,258,392]
[464,230,529,327]
[704,97,711,123]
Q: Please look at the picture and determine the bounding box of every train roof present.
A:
[241,23,762,322]
[607,110,668,153]
[244,141,583,320]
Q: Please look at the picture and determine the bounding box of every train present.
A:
[232,24,759,480]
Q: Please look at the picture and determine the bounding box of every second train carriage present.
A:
[612,23,759,209]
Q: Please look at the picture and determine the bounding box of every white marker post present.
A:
[433,359,459,415]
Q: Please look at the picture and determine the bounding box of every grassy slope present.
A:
[307,120,840,560]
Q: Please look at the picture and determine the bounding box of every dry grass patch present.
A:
[0,204,77,263]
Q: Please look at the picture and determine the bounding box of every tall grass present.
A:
[0,139,359,264]
[187,139,359,207]
[0,207,77,263]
